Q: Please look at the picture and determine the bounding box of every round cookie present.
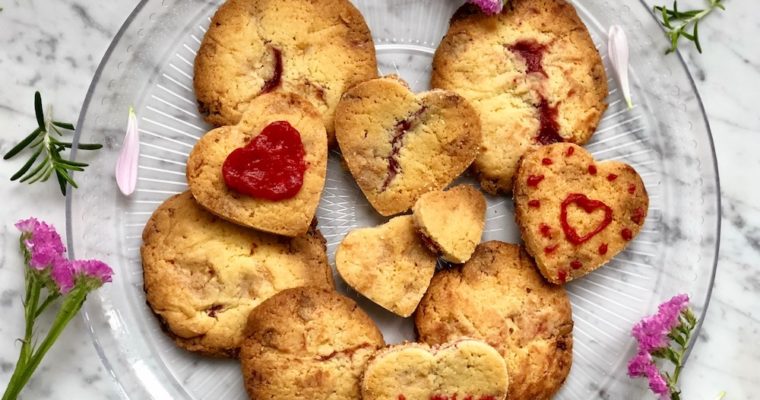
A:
[336,215,437,317]
[194,0,377,144]
[514,143,649,284]
[432,0,608,193]
[240,287,385,400]
[141,192,333,357]
[187,92,327,237]
[335,76,482,216]
[361,339,509,400]
[412,184,486,263]
[415,241,573,400]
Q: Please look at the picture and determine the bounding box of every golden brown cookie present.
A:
[361,339,509,400]
[514,143,649,284]
[432,0,608,193]
[141,192,333,357]
[335,76,482,216]
[187,92,327,237]
[336,215,437,317]
[194,0,377,144]
[240,287,385,399]
[412,184,486,263]
[415,241,573,400]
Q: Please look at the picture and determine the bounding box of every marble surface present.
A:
[0,0,757,399]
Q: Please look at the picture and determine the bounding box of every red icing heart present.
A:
[222,121,307,201]
[560,193,613,245]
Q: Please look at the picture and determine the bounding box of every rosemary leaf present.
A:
[4,128,42,160]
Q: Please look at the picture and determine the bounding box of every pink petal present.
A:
[115,107,140,196]
[608,25,633,109]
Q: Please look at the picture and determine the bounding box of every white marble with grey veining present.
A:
[0,0,758,399]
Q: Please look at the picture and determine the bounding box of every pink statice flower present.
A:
[469,0,504,15]
[50,259,75,294]
[72,260,113,288]
[631,294,690,352]
[15,218,66,271]
[628,351,670,399]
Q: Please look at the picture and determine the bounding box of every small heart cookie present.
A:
[514,143,649,284]
[187,92,327,237]
[361,339,509,400]
[336,215,437,317]
[412,185,486,263]
[335,76,482,216]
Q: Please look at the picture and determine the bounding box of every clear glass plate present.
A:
[66,0,720,399]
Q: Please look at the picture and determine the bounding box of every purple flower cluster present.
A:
[628,294,690,399]
[15,218,113,294]
[469,0,504,15]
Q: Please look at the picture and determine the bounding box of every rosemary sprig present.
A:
[654,0,725,54]
[3,92,102,196]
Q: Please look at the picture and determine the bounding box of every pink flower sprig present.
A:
[3,218,113,400]
[468,0,508,15]
[627,294,697,400]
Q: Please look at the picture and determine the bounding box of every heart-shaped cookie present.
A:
[514,143,649,284]
[335,76,482,216]
[187,92,327,237]
[336,215,437,317]
[361,339,509,400]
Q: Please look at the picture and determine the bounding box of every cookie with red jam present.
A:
[432,0,608,194]
[514,143,649,284]
[335,76,482,216]
[194,0,377,145]
[187,92,327,237]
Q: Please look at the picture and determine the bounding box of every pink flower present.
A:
[15,218,66,271]
[628,351,669,398]
[631,294,690,352]
[50,259,75,294]
[72,260,113,287]
[469,0,504,15]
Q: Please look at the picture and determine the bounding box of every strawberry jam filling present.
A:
[260,47,283,94]
[222,121,307,201]
[382,106,428,191]
[508,40,547,75]
[560,193,613,245]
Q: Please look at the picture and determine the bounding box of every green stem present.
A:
[33,293,60,319]
[2,287,87,400]
[3,272,42,400]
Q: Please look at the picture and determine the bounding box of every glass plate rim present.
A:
[63,0,722,398]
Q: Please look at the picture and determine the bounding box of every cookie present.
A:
[194,0,377,145]
[415,242,573,400]
[187,92,327,237]
[335,76,482,216]
[240,287,385,399]
[412,184,486,263]
[336,215,437,317]
[141,192,333,357]
[432,0,608,193]
[514,143,649,284]
[361,339,509,400]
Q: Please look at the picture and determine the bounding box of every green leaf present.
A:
[55,171,67,195]
[55,168,79,189]
[56,158,88,168]
[25,164,52,184]
[19,157,49,183]
[34,92,45,129]
[51,121,75,130]
[4,128,43,160]
[10,147,44,181]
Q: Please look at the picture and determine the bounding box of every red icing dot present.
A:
[565,146,575,157]
[527,175,545,187]
[528,199,541,208]
[588,164,597,175]
[607,173,618,181]
[621,228,633,241]
[560,193,614,245]
[539,223,552,238]
[598,243,608,255]
[542,157,553,165]
[628,184,636,194]
[398,396,406,400]
[557,269,567,283]
[222,121,307,201]
[631,207,646,225]
[544,244,559,254]
[570,260,583,270]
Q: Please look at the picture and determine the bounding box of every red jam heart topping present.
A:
[560,193,613,245]
[222,121,307,201]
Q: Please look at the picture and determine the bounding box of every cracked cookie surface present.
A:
[194,0,377,145]
[141,192,333,357]
[415,241,573,400]
[335,76,481,216]
[432,0,608,193]
[240,287,385,399]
